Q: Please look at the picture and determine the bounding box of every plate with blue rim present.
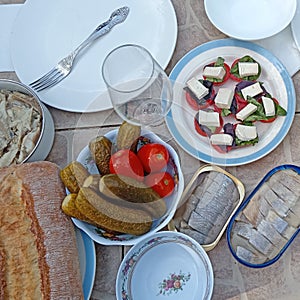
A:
[116,231,214,300]
[75,228,96,299]
[166,39,296,166]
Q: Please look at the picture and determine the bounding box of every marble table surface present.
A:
[1,0,300,299]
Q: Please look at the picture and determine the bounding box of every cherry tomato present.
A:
[145,172,175,198]
[137,143,169,173]
[203,62,231,86]
[109,149,144,181]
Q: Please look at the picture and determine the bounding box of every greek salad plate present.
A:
[10,0,177,112]
[204,0,297,41]
[166,39,296,166]
[116,231,214,300]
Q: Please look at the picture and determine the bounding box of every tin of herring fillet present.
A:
[227,164,300,268]
[172,164,245,251]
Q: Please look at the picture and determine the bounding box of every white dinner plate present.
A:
[291,0,300,51]
[116,231,214,300]
[166,39,296,166]
[75,227,96,299]
[10,0,177,112]
[204,0,297,41]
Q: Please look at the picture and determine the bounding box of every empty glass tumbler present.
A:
[102,44,173,126]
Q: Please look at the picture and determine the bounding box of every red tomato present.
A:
[203,63,231,86]
[229,59,243,82]
[145,172,175,198]
[230,59,261,82]
[185,90,214,111]
[259,98,278,123]
[235,93,248,111]
[194,111,224,137]
[109,149,144,181]
[137,143,169,173]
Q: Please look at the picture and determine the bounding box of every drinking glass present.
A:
[102,44,173,126]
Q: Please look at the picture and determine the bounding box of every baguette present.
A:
[0,161,83,299]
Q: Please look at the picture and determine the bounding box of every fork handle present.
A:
[73,7,129,57]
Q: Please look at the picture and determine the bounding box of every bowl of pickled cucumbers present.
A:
[59,121,184,245]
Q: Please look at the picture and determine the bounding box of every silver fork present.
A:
[29,6,130,92]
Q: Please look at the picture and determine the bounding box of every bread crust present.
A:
[0,161,83,299]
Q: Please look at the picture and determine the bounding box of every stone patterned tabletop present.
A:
[1,0,300,299]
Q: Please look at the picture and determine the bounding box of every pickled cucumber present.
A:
[61,193,97,225]
[60,161,90,193]
[75,187,152,235]
[116,121,141,151]
[99,174,167,219]
[89,136,112,175]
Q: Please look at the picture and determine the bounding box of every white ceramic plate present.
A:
[72,129,184,246]
[166,39,296,166]
[116,231,214,300]
[253,25,300,77]
[291,0,300,51]
[75,227,96,300]
[204,0,297,40]
[10,0,177,112]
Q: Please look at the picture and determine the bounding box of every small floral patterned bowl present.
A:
[116,231,214,300]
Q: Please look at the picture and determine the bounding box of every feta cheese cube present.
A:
[241,82,263,99]
[262,96,275,117]
[203,66,226,80]
[236,103,258,121]
[198,110,220,127]
[210,134,233,146]
[238,62,259,77]
[186,77,209,100]
[214,87,234,109]
[235,124,257,141]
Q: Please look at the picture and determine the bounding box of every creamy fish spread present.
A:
[0,90,42,167]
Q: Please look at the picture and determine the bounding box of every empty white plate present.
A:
[10,0,178,112]
[204,0,297,40]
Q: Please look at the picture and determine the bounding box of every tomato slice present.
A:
[235,93,248,111]
[229,59,243,82]
[194,111,224,137]
[185,89,215,111]
[145,172,175,198]
[230,57,261,82]
[259,98,278,123]
[211,144,234,153]
[137,143,169,173]
[203,62,231,86]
